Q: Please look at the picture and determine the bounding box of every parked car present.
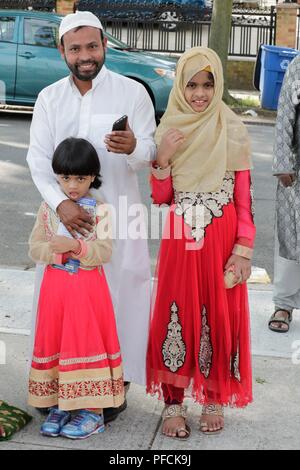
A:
[0,9,176,118]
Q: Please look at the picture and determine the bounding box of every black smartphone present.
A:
[112,115,128,131]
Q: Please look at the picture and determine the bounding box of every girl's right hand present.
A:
[157,128,185,169]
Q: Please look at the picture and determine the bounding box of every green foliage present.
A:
[230,97,260,108]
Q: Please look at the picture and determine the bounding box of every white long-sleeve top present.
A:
[27,66,156,384]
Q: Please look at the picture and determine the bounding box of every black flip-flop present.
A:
[268,309,292,333]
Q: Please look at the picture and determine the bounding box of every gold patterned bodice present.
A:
[174,171,235,242]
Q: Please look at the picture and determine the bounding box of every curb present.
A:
[0,105,33,113]
[242,119,275,127]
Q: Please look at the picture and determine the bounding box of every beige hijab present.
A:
[155,47,252,193]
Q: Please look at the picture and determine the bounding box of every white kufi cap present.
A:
[59,11,103,41]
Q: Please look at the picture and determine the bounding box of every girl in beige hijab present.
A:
[146,47,256,439]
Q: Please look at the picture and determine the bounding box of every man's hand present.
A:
[57,199,93,237]
[277,173,296,187]
[104,121,136,155]
[49,235,80,254]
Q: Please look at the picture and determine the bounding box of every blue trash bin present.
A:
[259,44,300,110]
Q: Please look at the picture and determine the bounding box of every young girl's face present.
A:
[184,70,215,113]
[57,175,95,201]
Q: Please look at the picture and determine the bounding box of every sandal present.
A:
[268,309,292,333]
[200,404,224,435]
[162,404,191,440]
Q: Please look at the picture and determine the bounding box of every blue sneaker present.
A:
[60,410,105,439]
[40,407,71,437]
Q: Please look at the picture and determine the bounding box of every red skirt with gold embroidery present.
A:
[146,202,252,407]
[28,266,124,411]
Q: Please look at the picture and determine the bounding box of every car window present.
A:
[24,18,58,48]
[0,16,15,43]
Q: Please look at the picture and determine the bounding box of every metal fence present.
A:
[229,7,276,56]
[78,2,276,57]
[0,0,276,57]
[103,14,275,57]
[102,20,274,57]
[0,0,55,9]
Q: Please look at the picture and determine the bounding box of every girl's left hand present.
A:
[224,254,252,284]
[157,128,185,168]
[49,235,80,254]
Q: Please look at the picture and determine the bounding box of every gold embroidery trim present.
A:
[29,377,124,400]
[230,349,241,382]
[174,171,235,242]
[32,352,121,366]
[162,301,186,373]
[32,353,60,364]
[199,305,213,379]
[232,244,253,260]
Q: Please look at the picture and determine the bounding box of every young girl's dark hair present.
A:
[52,137,102,189]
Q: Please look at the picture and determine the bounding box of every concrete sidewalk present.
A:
[1,268,300,450]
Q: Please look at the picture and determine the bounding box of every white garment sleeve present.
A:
[26,93,67,211]
[126,84,157,172]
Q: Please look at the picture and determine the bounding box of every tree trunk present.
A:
[209,0,235,104]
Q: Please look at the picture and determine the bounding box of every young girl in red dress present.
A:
[146,47,255,438]
[28,137,124,440]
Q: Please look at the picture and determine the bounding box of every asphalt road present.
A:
[0,112,276,278]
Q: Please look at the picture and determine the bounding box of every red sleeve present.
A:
[233,170,256,256]
[150,168,174,205]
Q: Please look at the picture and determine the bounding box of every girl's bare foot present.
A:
[162,404,190,440]
[162,416,188,438]
[200,404,224,434]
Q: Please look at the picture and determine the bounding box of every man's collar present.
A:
[68,65,108,94]
[91,65,108,89]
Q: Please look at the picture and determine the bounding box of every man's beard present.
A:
[65,53,105,82]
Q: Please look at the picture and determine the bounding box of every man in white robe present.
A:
[26,12,156,409]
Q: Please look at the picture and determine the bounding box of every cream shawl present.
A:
[155,47,252,192]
